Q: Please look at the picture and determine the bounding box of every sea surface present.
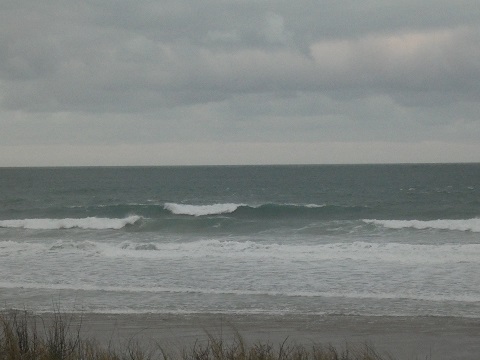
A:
[1,164,479,317]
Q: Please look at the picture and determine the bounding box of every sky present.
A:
[1,0,480,166]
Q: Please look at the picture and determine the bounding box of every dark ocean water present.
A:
[1,164,479,316]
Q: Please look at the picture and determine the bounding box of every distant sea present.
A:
[1,164,479,317]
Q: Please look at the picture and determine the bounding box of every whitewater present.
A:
[1,164,479,317]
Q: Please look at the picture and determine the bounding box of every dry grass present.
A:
[0,311,395,360]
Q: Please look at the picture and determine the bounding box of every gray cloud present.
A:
[1,0,479,164]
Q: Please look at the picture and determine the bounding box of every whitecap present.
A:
[363,218,480,232]
[163,203,243,216]
[0,216,141,230]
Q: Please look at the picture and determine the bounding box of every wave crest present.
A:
[163,202,332,217]
[364,218,480,232]
[0,216,141,230]
[164,203,244,216]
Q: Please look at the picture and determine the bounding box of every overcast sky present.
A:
[1,0,479,166]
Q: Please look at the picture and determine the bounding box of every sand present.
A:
[38,313,480,360]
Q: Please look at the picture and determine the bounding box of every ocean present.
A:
[1,164,479,318]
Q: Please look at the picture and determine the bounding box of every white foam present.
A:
[0,216,141,230]
[364,218,480,232]
[94,239,480,264]
[3,237,480,265]
[304,203,326,208]
[162,202,328,216]
[164,203,243,216]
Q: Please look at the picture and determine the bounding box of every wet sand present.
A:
[47,313,480,360]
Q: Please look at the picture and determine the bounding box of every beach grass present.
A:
[1,311,395,360]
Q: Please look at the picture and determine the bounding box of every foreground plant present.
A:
[0,311,395,360]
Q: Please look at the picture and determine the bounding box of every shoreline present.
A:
[15,312,480,360]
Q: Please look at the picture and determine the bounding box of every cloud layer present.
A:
[1,0,479,164]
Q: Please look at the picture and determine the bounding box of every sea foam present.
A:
[3,238,479,264]
[0,216,141,230]
[93,239,480,264]
[1,281,478,304]
[364,218,480,232]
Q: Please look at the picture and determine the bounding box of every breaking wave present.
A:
[162,202,357,218]
[0,216,141,230]
[164,203,243,216]
[364,218,480,232]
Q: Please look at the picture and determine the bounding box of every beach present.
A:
[38,313,480,360]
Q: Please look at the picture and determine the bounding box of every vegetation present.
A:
[1,311,395,360]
